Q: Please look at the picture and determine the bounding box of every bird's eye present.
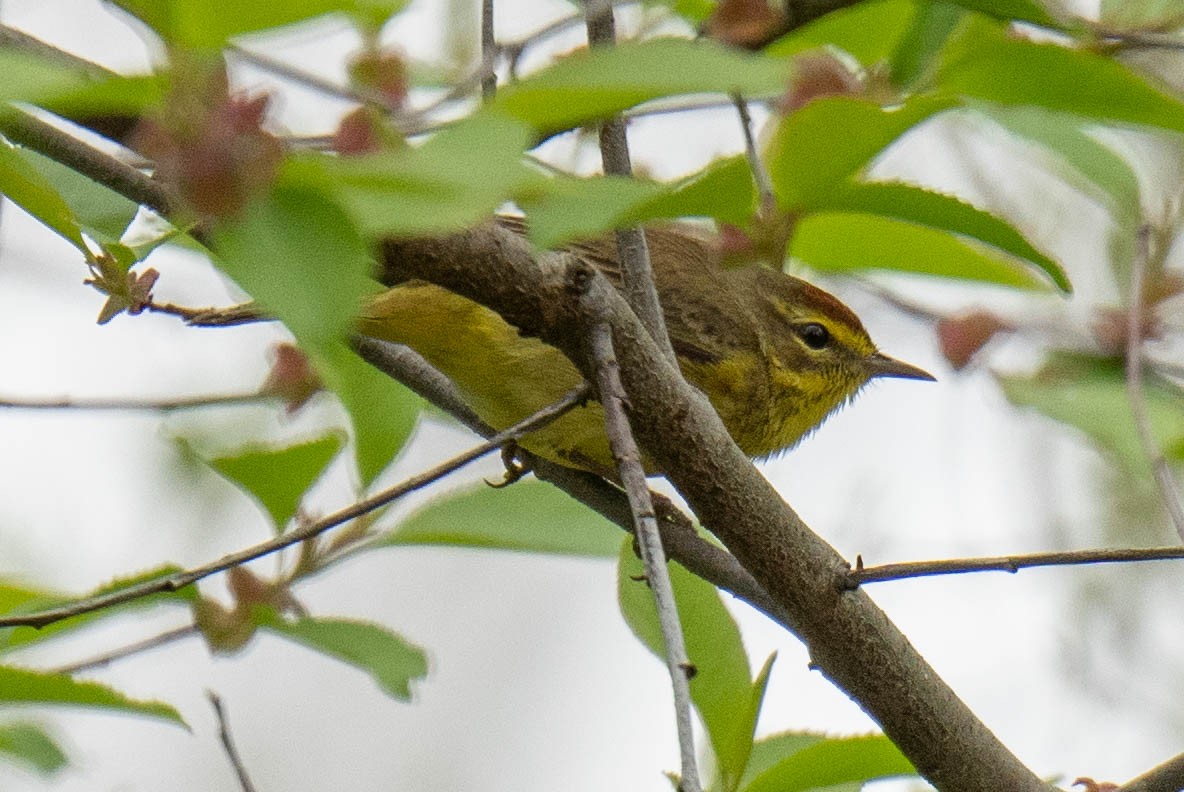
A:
[799,323,830,350]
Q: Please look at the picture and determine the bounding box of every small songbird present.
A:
[360,220,933,476]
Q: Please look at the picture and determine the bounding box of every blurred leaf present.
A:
[496,38,791,131]
[617,538,756,789]
[636,156,757,226]
[326,343,422,485]
[295,111,538,237]
[0,51,162,115]
[214,185,371,352]
[766,96,955,208]
[0,140,86,251]
[0,566,195,652]
[0,723,67,775]
[209,434,344,530]
[12,147,140,243]
[257,611,427,700]
[522,174,665,249]
[649,0,718,25]
[936,30,1184,135]
[982,106,1141,226]
[998,354,1184,475]
[791,211,1052,289]
[1101,0,1184,31]
[766,0,916,65]
[382,479,621,556]
[0,666,184,726]
[889,1,965,88]
[742,733,915,792]
[110,0,408,48]
[812,181,1069,290]
[213,185,418,483]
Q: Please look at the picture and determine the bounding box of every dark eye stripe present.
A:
[799,322,830,350]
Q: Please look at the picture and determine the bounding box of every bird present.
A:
[359,219,934,477]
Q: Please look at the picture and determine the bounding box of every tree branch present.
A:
[379,222,1050,792]
[208,692,257,792]
[847,546,1184,586]
[1118,751,1184,792]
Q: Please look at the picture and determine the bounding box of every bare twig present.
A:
[0,393,268,411]
[50,625,199,675]
[585,3,676,366]
[1118,750,1184,792]
[481,0,498,101]
[1126,226,1184,539]
[207,692,257,792]
[731,92,774,210]
[228,43,397,112]
[585,307,700,792]
[1097,29,1184,52]
[0,386,589,630]
[847,545,1184,586]
[146,300,271,327]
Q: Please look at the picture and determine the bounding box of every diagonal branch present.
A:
[0,385,588,630]
[379,221,1049,792]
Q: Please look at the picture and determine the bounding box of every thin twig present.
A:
[585,314,701,792]
[146,300,271,327]
[0,393,268,411]
[1126,226,1184,540]
[731,92,774,210]
[1097,29,1184,52]
[846,546,1184,587]
[207,692,257,792]
[1118,750,1184,792]
[585,3,676,366]
[0,385,589,630]
[50,625,199,675]
[481,0,498,101]
[228,43,398,112]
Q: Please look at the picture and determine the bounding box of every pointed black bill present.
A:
[865,352,936,382]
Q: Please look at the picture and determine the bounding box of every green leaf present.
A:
[742,733,915,792]
[382,479,621,556]
[766,0,917,66]
[12,147,141,243]
[997,353,1184,475]
[496,37,791,131]
[739,732,825,790]
[326,343,422,486]
[213,185,419,484]
[214,185,371,352]
[635,156,757,227]
[813,181,1069,290]
[889,2,965,88]
[209,434,344,530]
[0,666,184,726]
[0,723,67,775]
[936,32,1184,135]
[791,211,1051,289]
[0,140,86,252]
[767,96,955,208]
[617,538,756,790]
[982,106,1141,226]
[110,0,408,48]
[520,175,666,249]
[257,611,427,700]
[0,567,196,652]
[297,111,538,237]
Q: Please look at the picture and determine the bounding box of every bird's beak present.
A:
[865,352,936,382]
